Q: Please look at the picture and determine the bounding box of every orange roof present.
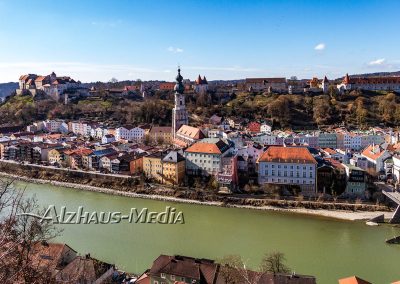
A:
[186,140,228,154]
[338,276,371,284]
[361,145,387,161]
[323,148,337,155]
[258,146,316,164]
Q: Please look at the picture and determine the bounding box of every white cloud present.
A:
[368,58,386,66]
[167,46,184,53]
[314,43,326,51]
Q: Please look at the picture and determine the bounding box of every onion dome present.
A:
[174,68,185,94]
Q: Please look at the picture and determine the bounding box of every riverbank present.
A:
[0,171,393,222]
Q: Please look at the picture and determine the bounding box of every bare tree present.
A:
[260,251,290,274]
[0,179,60,283]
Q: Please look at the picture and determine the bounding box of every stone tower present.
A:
[172,68,188,139]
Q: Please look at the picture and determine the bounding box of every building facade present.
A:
[257,146,317,196]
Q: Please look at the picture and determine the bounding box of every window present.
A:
[171,275,175,280]
[161,273,166,279]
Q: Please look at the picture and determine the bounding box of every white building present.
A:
[257,146,317,196]
[193,75,208,94]
[260,123,272,134]
[392,155,400,185]
[184,139,233,176]
[115,126,145,142]
[361,144,392,173]
[101,134,116,144]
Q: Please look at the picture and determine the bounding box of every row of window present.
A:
[267,179,314,184]
[265,171,313,178]
[264,164,313,170]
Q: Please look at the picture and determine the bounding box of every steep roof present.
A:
[258,146,317,164]
[176,125,205,140]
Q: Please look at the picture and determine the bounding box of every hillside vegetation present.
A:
[0,89,399,129]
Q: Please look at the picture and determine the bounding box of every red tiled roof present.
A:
[258,146,317,164]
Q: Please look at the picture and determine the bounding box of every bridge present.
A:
[381,187,400,224]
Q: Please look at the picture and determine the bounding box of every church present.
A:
[172,68,189,139]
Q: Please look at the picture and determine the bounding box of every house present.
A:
[100,154,120,173]
[56,255,114,283]
[260,123,272,133]
[115,126,145,142]
[321,148,343,161]
[147,255,219,284]
[184,138,233,176]
[143,151,166,183]
[48,147,69,165]
[174,125,205,148]
[88,148,118,170]
[342,164,367,195]
[257,146,317,196]
[247,121,261,133]
[236,142,264,173]
[361,144,392,174]
[217,152,238,189]
[162,151,186,185]
[102,134,116,144]
[143,254,316,284]
[149,126,172,144]
[119,152,146,174]
[29,242,77,275]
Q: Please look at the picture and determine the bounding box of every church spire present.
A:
[174,67,185,94]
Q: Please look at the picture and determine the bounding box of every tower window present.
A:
[180,101,182,105]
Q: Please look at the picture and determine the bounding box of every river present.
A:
[17,181,400,283]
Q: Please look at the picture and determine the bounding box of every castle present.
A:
[17,72,80,100]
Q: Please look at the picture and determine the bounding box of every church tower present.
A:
[172,68,188,139]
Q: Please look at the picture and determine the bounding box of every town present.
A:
[1,69,400,202]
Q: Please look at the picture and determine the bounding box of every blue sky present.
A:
[0,0,399,83]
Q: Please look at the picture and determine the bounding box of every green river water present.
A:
[17,181,400,283]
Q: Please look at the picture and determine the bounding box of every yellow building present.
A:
[162,151,185,186]
[48,148,67,165]
[148,126,172,145]
[143,151,185,185]
[143,152,165,183]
